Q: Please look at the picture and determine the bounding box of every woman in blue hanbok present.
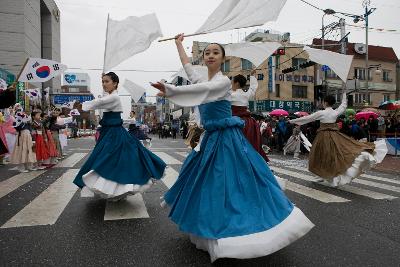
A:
[73,72,166,200]
[151,34,314,262]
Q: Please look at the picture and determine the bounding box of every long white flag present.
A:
[196,0,287,34]
[304,46,354,82]
[225,42,281,67]
[104,13,163,72]
[18,58,67,82]
[123,79,146,103]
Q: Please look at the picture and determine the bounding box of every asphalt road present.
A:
[0,136,399,266]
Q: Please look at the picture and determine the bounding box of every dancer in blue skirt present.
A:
[74,72,166,200]
[151,34,314,262]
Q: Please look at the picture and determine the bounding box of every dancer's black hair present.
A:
[233,74,247,88]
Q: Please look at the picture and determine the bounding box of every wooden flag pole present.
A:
[158,32,207,42]
[9,58,29,91]
[158,23,265,42]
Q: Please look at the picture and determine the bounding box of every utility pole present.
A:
[339,18,346,102]
[363,0,376,105]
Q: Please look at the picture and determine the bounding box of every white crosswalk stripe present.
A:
[0,170,46,199]
[162,167,179,189]
[285,180,350,203]
[104,194,149,221]
[56,153,88,168]
[1,151,399,229]
[270,163,399,200]
[153,152,182,164]
[176,152,189,158]
[1,169,79,228]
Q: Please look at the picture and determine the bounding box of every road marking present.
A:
[161,167,179,189]
[104,194,149,221]
[176,152,189,157]
[153,152,182,165]
[56,153,87,168]
[353,179,400,193]
[360,174,400,185]
[336,184,397,200]
[285,180,350,203]
[1,169,79,228]
[270,166,319,182]
[0,170,46,199]
[271,166,398,199]
[270,158,400,186]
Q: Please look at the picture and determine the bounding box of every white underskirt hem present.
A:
[189,206,314,262]
[330,139,388,187]
[81,170,153,200]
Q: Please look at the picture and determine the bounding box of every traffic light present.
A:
[273,48,285,56]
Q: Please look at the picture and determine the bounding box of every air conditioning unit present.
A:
[354,43,367,54]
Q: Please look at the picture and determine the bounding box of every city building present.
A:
[0,0,61,93]
[312,39,398,108]
[58,72,95,129]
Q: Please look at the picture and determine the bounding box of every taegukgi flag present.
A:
[18,58,67,82]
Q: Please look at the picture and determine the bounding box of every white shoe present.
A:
[19,169,29,173]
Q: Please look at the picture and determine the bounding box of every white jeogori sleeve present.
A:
[246,76,258,100]
[335,90,348,116]
[82,94,118,111]
[164,77,231,107]
[289,111,324,125]
[183,63,204,84]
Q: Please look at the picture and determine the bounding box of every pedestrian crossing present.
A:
[0,151,399,229]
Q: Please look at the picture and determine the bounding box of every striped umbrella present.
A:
[379,100,400,110]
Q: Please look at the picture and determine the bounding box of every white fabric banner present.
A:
[169,65,208,83]
[104,13,163,71]
[196,0,287,34]
[304,46,354,82]
[18,58,67,82]
[225,42,281,67]
[123,79,146,103]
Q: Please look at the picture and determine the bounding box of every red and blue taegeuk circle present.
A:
[36,66,51,78]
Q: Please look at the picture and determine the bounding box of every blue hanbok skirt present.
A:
[73,112,166,199]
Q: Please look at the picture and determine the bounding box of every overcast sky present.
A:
[54,0,400,101]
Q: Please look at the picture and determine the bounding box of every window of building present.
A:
[383,70,391,82]
[69,87,79,93]
[326,69,339,79]
[241,58,253,70]
[355,68,366,80]
[354,93,370,104]
[257,73,264,80]
[221,60,230,72]
[275,55,281,69]
[383,94,391,102]
[292,85,307,98]
[292,58,307,68]
[276,84,280,97]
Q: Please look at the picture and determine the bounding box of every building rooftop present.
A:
[312,38,399,63]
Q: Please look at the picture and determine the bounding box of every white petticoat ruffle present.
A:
[81,170,153,200]
[330,139,388,187]
[189,206,314,262]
